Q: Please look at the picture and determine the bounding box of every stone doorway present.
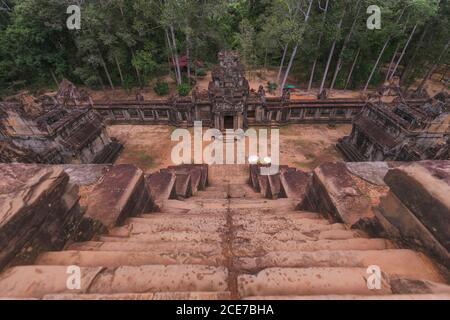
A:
[224,115,234,130]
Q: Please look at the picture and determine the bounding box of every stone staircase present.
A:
[0,165,449,300]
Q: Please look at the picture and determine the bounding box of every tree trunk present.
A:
[277,44,288,86]
[401,25,428,82]
[280,0,313,94]
[264,47,268,73]
[344,48,360,89]
[389,23,417,81]
[364,8,406,92]
[186,32,191,82]
[170,25,182,85]
[364,40,389,92]
[131,49,143,88]
[308,0,329,92]
[114,54,125,88]
[50,69,59,87]
[319,15,344,96]
[165,28,180,85]
[385,43,401,82]
[417,39,450,92]
[280,45,298,94]
[329,1,361,91]
[100,54,114,90]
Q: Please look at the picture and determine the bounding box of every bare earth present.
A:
[107,124,351,173]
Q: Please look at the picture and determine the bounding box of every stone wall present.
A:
[0,164,83,270]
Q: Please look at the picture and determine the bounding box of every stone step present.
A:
[232,211,322,220]
[228,198,298,210]
[235,249,444,282]
[228,184,264,199]
[237,267,392,297]
[160,200,228,213]
[68,241,222,254]
[235,229,366,243]
[109,219,224,235]
[36,250,226,267]
[43,292,232,300]
[232,238,395,256]
[235,221,345,234]
[0,265,228,299]
[144,210,321,218]
[194,191,228,199]
[100,231,222,243]
[243,294,450,300]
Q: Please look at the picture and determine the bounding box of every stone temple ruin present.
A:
[0,80,122,164]
[338,93,450,161]
[0,51,449,300]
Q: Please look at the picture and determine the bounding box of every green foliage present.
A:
[267,81,278,93]
[196,68,207,77]
[0,0,447,94]
[154,81,169,96]
[132,47,158,81]
[177,83,190,96]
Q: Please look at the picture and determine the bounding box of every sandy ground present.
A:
[107,124,351,173]
[87,68,373,101]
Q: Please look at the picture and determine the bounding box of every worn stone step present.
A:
[0,265,228,299]
[43,291,232,300]
[235,229,365,244]
[229,198,298,210]
[36,250,225,267]
[109,219,224,235]
[243,294,450,300]
[234,216,330,225]
[232,238,395,256]
[235,220,345,234]
[164,199,228,208]
[138,212,227,219]
[68,241,222,254]
[232,211,322,220]
[235,249,444,282]
[160,200,228,214]
[194,191,228,199]
[238,267,392,297]
[100,231,222,243]
[228,184,263,199]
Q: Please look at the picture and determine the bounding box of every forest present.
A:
[0,0,448,97]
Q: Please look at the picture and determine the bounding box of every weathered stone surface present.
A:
[345,162,390,186]
[300,162,383,234]
[235,249,444,282]
[258,174,270,198]
[43,292,231,300]
[0,164,82,271]
[173,173,192,199]
[238,267,392,297]
[249,164,261,192]
[384,161,450,251]
[60,164,110,186]
[146,171,176,203]
[376,191,450,266]
[390,279,450,295]
[279,168,311,200]
[170,165,206,193]
[0,265,228,298]
[76,164,153,241]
